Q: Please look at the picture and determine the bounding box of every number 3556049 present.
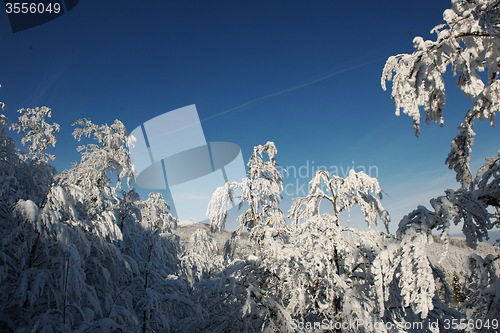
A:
[5,2,61,14]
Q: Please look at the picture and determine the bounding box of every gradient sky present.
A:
[1,0,498,233]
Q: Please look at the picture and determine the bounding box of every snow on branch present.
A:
[10,106,60,162]
[382,0,499,134]
[289,169,390,231]
[382,0,499,188]
[207,141,285,233]
[398,152,499,249]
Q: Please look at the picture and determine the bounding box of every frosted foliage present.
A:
[475,152,500,219]
[0,108,56,213]
[372,242,401,318]
[204,143,458,331]
[384,9,500,318]
[10,107,60,162]
[243,142,284,229]
[3,98,497,330]
[5,190,123,331]
[0,111,19,177]
[272,225,381,323]
[181,228,222,286]
[460,253,500,328]
[204,141,463,331]
[446,123,476,187]
[372,231,440,321]
[0,114,8,144]
[61,118,135,190]
[208,141,285,233]
[56,119,135,220]
[16,199,38,222]
[195,225,379,331]
[0,107,206,331]
[139,192,176,232]
[382,0,499,188]
[206,182,237,231]
[120,199,199,332]
[382,0,499,133]
[0,114,19,211]
[399,231,436,319]
[207,221,456,331]
[394,153,499,329]
[289,169,390,231]
[399,151,499,249]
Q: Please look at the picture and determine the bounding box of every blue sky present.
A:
[0,0,498,233]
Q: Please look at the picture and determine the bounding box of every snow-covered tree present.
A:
[383,0,499,248]
[10,107,59,206]
[116,188,141,231]
[204,143,461,331]
[0,106,63,331]
[208,141,286,258]
[0,105,57,329]
[0,105,58,218]
[56,118,135,231]
[0,105,22,219]
[459,253,499,331]
[281,170,391,324]
[0,111,140,330]
[205,141,474,331]
[289,169,390,230]
[180,228,222,287]
[398,152,499,249]
[10,106,60,162]
[382,0,499,189]
[208,141,285,232]
[383,1,499,328]
[278,170,456,328]
[121,192,190,332]
[0,107,201,331]
[0,113,93,330]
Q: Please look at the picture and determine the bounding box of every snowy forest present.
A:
[0,0,499,331]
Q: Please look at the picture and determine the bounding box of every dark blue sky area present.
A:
[1,0,498,229]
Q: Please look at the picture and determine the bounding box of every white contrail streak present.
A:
[153,58,383,137]
[201,58,382,124]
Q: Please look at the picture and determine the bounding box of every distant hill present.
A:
[450,230,500,246]
[174,221,498,277]
[427,236,498,277]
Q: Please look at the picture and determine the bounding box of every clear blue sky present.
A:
[1,0,498,232]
